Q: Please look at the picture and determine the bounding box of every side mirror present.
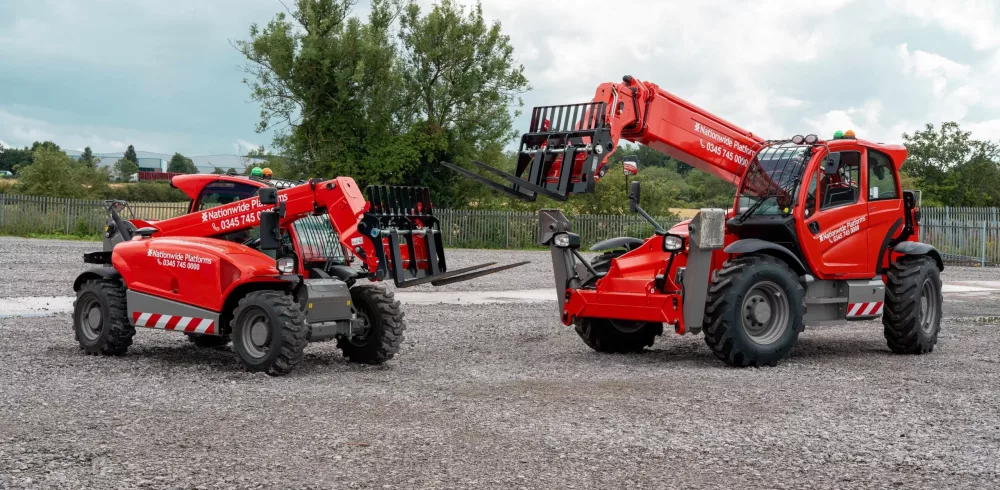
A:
[623,155,639,176]
[628,181,641,213]
[823,155,840,176]
[259,186,278,205]
[259,211,281,251]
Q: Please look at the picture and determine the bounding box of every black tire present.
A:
[883,255,942,354]
[574,250,663,353]
[73,279,135,356]
[702,255,805,367]
[231,290,308,376]
[186,333,231,348]
[337,285,405,364]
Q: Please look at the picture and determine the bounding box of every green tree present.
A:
[168,152,198,173]
[0,144,32,173]
[123,145,138,164]
[237,0,528,206]
[902,122,1000,206]
[30,141,61,153]
[15,147,110,197]
[113,158,140,181]
[212,167,225,174]
[79,146,97,168]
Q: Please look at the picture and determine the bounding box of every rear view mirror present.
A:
[823,155,840,176]
[623,156,639,176]
[629,181,641,213]
[259,187,278,205]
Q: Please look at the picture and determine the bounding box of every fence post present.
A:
[0,193,5,231]
[504,212,510,249]
[65,198,71,234]
[983,221,988,267]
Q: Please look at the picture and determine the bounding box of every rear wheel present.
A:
[574,250,663,353]
[231,290,308,376]
[702,255,805,367]
[883,255,942,354]
[337,285,406,364]
[73,279,135,356]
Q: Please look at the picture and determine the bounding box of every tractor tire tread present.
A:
[73,278,135,356]
[232,290,308,376]
[337,285,406,364]
[883,255,941,354]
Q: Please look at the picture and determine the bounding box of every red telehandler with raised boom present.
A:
[446,75,943,367]
[73,174,525,375]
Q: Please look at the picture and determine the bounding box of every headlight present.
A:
[553,232,581,249]
[276,257,295,274]
[662,235,684,252]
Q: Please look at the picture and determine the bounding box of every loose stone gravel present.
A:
[1,237,999,488]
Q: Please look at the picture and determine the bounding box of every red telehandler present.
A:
[73,174,525,375]
[446,75,944,367]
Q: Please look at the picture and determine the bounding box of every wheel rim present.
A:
[77,294,103,342]
[348,307,373,347]
[919,278,938,335]
[740,281,790,345]
[240,310,272,359]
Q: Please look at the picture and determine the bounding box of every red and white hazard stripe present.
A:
[847,302,884,318]
[131,312,216,335]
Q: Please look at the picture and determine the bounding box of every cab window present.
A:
[867,150,899,201]
[819,151,862,210]
[196,182,260,211]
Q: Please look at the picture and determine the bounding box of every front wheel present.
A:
[73,279,135,356]
[574,250,663,353]
[336,285,406,364]
[702,256,805,367]
[883,255,942,354]
[231,290,308,376]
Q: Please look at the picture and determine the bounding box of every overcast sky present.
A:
[1,0,998,156]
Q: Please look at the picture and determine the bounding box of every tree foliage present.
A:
[237,0,528,206]
[79,147,97,168]
[113,158,140,181]
[168,152,198,174]
[0,144,32,173]
[902,122,1000,207]
[16,148,111,197]
[123,145,138,164]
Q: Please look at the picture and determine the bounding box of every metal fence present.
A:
[0,193,996,265]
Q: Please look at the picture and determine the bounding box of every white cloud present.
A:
[0,108,183,154]
[885,0,1000,51]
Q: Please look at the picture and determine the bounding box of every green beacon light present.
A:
[833,130,845,139]
[250,167,263,177]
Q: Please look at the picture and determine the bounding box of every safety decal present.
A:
[847,302,883,317]
[132,312,216,334]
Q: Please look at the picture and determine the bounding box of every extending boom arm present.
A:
[444,75,766,201]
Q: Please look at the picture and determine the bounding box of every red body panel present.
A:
[112,237,282,312]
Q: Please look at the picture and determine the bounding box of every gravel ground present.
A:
[2,237,1000,488]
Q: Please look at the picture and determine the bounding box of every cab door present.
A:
[799,149,870,278]
[866,149,905,274]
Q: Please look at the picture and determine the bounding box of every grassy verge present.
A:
[0,231,102,242]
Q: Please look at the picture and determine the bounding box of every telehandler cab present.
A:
[73,173,525,375]
[448,75,943,367]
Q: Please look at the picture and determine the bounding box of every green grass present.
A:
[0,231,102,242]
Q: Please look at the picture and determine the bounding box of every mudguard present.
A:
[73,267,122,292]
[724,238,809,275]
[589,236,645,252]
[893,241,944,271]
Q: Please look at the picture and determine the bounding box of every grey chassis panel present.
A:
[893,241,944,270]
[300,278,354,324]
[682,209,727,334]
[590,236,645,252]
[126,290,222,332]
[802,277,886,325]
[724,238,809,275]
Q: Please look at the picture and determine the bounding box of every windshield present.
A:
[737,144,811,217]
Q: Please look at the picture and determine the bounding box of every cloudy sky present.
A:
[1,0,999,157]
